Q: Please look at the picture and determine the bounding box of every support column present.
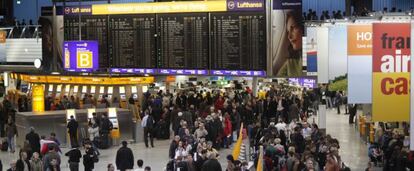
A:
[252,77,258,97]
[318,104,327,134]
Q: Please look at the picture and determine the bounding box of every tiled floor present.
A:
[0,107,372,171]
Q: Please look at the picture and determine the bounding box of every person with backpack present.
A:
[67,115,79,148]
[99,113,113,149]
[141,109,155,148]
[65,146,82,171]
[115,141,134,171]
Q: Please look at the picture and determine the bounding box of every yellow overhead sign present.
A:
[92,1,227,15]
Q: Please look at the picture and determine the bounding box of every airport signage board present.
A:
[63,5,92,15]
[91,0,264,15]
[226,0,264,12]
[273,0,301,9]
[288,78,316,88]
[158,69,208,75]
[347,24,372,104]
[372,23,410,122]
[63,41,99,72]
[210,70,265,76]
[32,84,45,112]
[110,68,156,74]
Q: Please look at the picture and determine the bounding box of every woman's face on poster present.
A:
[286,16,302,50]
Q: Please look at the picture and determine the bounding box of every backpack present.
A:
[146,115,154,128]
[1,140,8,151]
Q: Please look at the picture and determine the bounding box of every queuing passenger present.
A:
[65,146,82,171]
[5,117,17,153]
[43,145,61,170]
[26,127,41,154]
[144,166,151,171]
[115,141,134,171]
[21,140,33,159]
[99,113,113,149]
[67,115,79,148]
[48,133,60,147]
[7,160,16,171]
[107,163,115,171]
[83,141,97,171]
[30,152,43,171]
[141,110,154,148]
[201,152,222,171]
[16,151,30,171]
[134,159,144,171]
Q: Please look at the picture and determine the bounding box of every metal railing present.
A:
[0,25,42,39]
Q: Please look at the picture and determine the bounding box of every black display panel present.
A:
[109,15,157,68]
[64,15,109,68]
[210,12,266,70]
[157,13,209,69]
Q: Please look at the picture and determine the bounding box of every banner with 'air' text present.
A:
[372,23,411,122]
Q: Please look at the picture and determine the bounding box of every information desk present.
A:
[16,108,141,147]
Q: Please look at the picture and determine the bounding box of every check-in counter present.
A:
[16,108,141,147]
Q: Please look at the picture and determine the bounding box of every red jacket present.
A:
[224,117,232,136]
[214,98,225,111]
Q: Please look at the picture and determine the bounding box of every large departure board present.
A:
[64,15,109,68]
[210,12,266,70]
[157,13,208,69]
[109,15,156,68]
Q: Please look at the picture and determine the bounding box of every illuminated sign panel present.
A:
[63,41,99,72]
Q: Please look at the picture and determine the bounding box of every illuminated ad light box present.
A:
[108,107,120,138]
[32,84,45,112]
[82,86,88,93]
[87,108,96,119]
[63,41,99,72]
[66,109,76,121]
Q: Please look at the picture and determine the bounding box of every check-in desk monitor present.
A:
[56,84,62,97]
[65,85,70,96]
[48,84,54,96]
[66,109,76,122]
[119,86,126,108]
[87,108,96,119]
[108,107,120,138]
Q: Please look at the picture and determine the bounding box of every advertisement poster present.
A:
[347,24,372,104]
[39,15,64,72]
[305,27,317,75]
[269,0,303,77]
[372,23,410,122]
[0,31,5,62]
[328,25,347,80]
[32,84,45,112]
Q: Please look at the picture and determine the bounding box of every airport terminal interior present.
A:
[1,0,414,171]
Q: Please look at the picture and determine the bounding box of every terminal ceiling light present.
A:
[51,72,60,75]
[34,59,42,69]
[16,0,21,5]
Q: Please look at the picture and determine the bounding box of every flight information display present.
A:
[157,13,209,69]
[64,12,266,71]
[64,15,108,68]
[109,15,157,68]
[210,12,266,70]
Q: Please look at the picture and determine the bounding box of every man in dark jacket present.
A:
[25,127,40,153]
[115,141,134,171]
[100,113,113,149]
[201,152,222,171]
[67,115,79,148]
[16,151,30,171]
[65,146,82,171]
[83,142,96,171]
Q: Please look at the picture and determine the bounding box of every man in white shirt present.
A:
[275,118,287,134]
[301,122,312,139]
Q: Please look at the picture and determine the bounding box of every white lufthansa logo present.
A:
[228,1,235,9]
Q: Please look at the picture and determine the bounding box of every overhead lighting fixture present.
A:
[51,72,60,75]
[34,59,42,69]
[16,0,21,5]
[144,74,149,77]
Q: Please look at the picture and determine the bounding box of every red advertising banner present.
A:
[372,23,411,121]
